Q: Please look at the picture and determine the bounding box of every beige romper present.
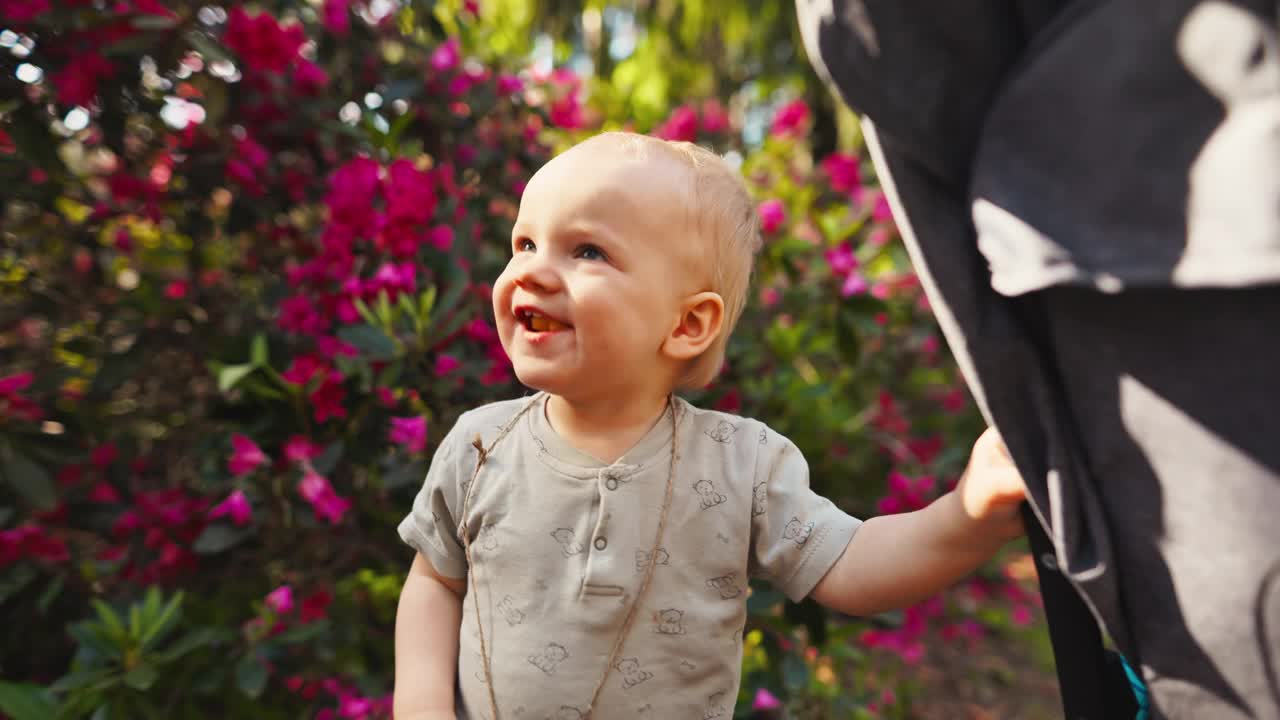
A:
[398,393,861,719]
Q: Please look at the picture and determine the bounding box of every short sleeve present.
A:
[396,421,469,579]
[749,426,862,602]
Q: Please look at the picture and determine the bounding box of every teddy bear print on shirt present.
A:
[704,420,737,443]
[693,479,727,510]
[635,548,670,573]
[654,608,687,635]
[751,481,767,517]
[497,594,525,626]
[613,657,654,689]
[703,691,729,719]
[550,707,585,720]
[550,528,584,557]
[783,517,814,546]
[527,642,569,675]
[706,573,743,599]
[478,523,499,551]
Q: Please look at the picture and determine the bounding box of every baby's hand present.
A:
[955,427,1027,541]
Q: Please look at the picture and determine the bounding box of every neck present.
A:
[544,387,672,465]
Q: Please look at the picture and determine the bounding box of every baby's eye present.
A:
[514,237,536,253]
[575,244,607,261]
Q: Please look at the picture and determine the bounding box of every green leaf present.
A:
[138,592,183,650]
[2,452,56,511]
[184,30,233,65]
[336,324,396,360]
[122,662,157,691]
[91,600,128,643]
[234,656,267,699]
[0,681,57,720]
[250,334,269,367]
[0,565,37,605]
[8,105,65,174]
[130,14,177,30]
[273,619,327,645]
[217,364,256,393]
[155,628,229,664]
[746,586,784,614]
[67,622,121,660]
[49,668,117,694]
[191,524,252,555]
[381,461,426,490]
[36,574,64,614]
[311,441,344,476]
[781,652,808,691]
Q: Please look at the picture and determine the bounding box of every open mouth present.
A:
[515,307,570,333]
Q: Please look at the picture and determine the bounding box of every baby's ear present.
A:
[662,291,724,362]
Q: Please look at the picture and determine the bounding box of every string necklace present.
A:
[457,393,680,719]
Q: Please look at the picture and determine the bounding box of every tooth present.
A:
[529,316,566,332]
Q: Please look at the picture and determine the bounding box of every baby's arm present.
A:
[394,552,466,719]
[810,428,1025,616]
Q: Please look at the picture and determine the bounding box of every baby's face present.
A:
[493,143,703,401]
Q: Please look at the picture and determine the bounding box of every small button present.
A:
[593,537,608,551]
[605,477,619,491]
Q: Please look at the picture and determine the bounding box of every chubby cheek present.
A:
[490,273,517,342]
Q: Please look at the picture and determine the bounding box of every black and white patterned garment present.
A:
[795,1,1280,718]
[398,393,861,719]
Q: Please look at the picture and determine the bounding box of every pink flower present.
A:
[294,59,329,95]
[430,37,461,72]
[210,489,252,526]
[383,159,437,226]
[872,192,895,224]
[89,481,120,503]
[434,354,461,376]
[51,52,116,107]
[821,153,861,194]
[841,273,868,297]
[300,588,333,623]
[339,696,374,719]
[0,372,42,422]
[758,199,786,234]
[1,0,49,22]
[700,99,729,134]
[310,373,348,423]
[653,105,698,142]
[91,443,119,468]
[284,435,322,463]
[223,8,305,74]
[228,434,268,476]
[752,688,782,711]
[1010,604,1034,626]
[164,280,190,299]
[428,225,454,250]
[370,261,416,299]
[548,92,584,130]
[496,73,523,96]
[770,99,810,138]
[298,471,351,525]
[325,156,382,230]
[322,0,350,36]
[389,416,428,453]
[282,355,325,386]
[266,584,294,613]
[824,244,858,276]
[277,295,329,335]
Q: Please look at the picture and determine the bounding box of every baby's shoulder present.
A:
[452,395,538,436]
[677,399,794,454]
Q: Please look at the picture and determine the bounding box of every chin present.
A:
[511,362,569,396]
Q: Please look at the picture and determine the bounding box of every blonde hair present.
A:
[577,132,762,389]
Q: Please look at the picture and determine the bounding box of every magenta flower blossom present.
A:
[758,199,786,234]
[752,688,782,711]
[496,73,524,96]
[0,0,51,23]
[91,442,119,468]
[653,105,698,142]
[434,354,461,376]
[325,156,382,230]
[294,59,330,95]
[872,192,895,224]
[701,99,730,134]
[384,159,437,226]
[298,471,352,525]
[824,244,858,276]
[322,0,350,36]
[0,372,42,422]
[389,416,427,453]
[283,435,322,463]
[282,354,325,386]
[841,273,868,297]
[51,52,116,107]
[266,584,294,613]
[430,37,461,72]
[228,434,268,476]
[821,153,861,194]
[210,489,252,526]
[223,8,305,74]
[769,99,810,138]
[310,373,348,424]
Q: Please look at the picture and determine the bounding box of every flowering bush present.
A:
[0,2,1045,717]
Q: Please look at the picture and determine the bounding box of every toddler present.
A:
[394,132,1027,719]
